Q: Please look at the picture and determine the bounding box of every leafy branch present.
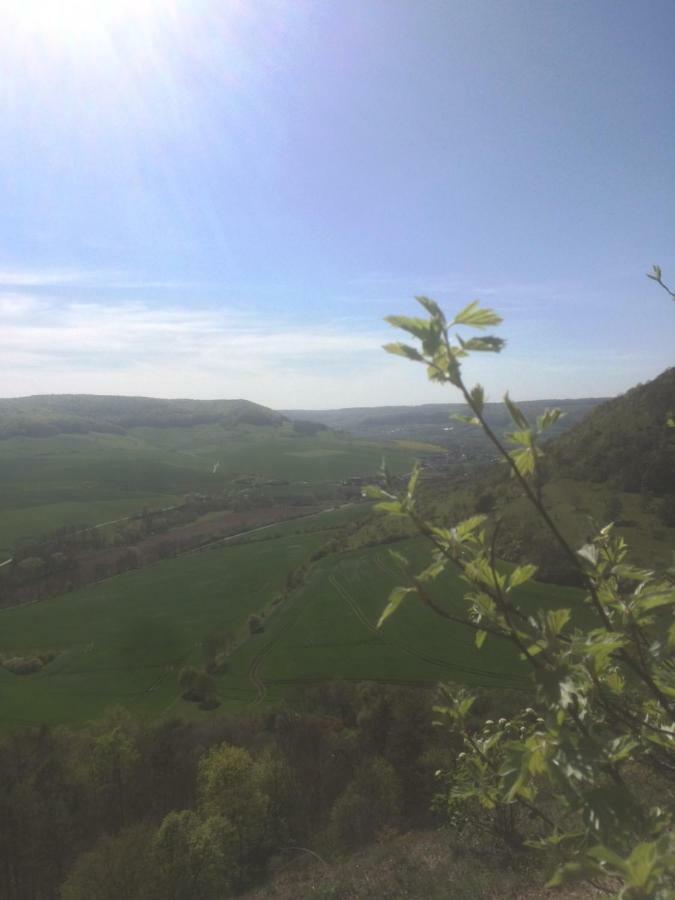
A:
[365,288,675,897]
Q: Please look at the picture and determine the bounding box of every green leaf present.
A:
[417,559,446,582]
[509,447,535,477]
[415,295,445,321]
[453,515,487,540]
[635,592,674,614]
[407,463,421,497]
[612,563,654,581]
[362,485,395,501]
[383,342,424,361]
[587,843,629,873]
[545,608,571,637]
[378,586,414,628]
[578,543,599,566]
[385,315,433,340]
[446,356,462,387]
[457,335,505,353]
[607,735,639,763]
[475,629,487,649]
[503,392,529,429]
[505,428,533,447]
[625,841,659,889]
[508,564,538,590]
[668,621,675,648]
[452,300,503,329]
[427,364,447,383]
[469,383,485,414]
[374,500,405,516]
[536,408,563,431]
[388,549,408,569]
[383,317,443,357]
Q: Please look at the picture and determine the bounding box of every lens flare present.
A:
[1,0,163,45]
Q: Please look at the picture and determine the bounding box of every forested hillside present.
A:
[548,366,675,493]
[401,365,675,583]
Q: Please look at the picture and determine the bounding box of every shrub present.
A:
[248,614,265,634]
[3,656,44,675]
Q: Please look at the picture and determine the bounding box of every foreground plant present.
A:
[367,292,675,897]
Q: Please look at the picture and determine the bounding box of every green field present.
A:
[0,423,592,731]
[0,509,339,727]
[230,538,581,703]
[0,502,581,729]
[0,425,419,555]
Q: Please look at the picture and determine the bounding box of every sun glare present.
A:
[1,0,163,45]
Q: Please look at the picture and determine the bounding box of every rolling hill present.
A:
[0,394,285,438]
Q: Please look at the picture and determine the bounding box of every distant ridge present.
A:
[0,395,286,438]
[282,398,605,444]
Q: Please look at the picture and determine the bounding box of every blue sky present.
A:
[0,0,673,407]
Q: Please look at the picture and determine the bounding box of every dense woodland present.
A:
[0,682,447,899]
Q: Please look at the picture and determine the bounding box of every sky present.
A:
[0,0,673,409]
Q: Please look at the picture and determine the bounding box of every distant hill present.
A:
[282,398,605,460]
[548,367,675,493]
[0,395,286,438]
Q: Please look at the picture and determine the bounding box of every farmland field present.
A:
[0,420,591,733]
[0,500,581,729]
[0,425,419,555]
[0,507,351,728]
[230,537,582,704]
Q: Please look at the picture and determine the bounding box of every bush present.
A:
[248,614,265,634]
[3,656,44,675]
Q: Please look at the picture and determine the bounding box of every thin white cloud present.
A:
[0,265,208,292]
[0,295,389,404]
[0,267,107,288]
[0,293,50,316]
[0,291,667,408]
